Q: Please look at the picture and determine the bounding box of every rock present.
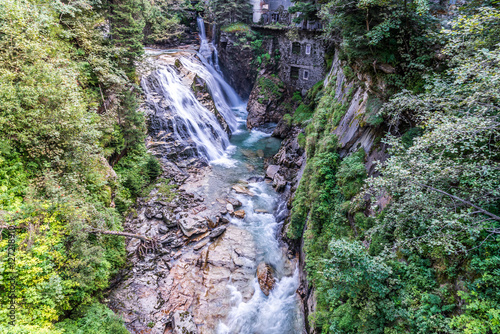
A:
[257,149,264,158]
[220,217,230,224]
[210,226,227,239]
[272,173,287,192]
[144,207,156,219]
[376,63,396,74]
[247,176,264,183]
[172,310,198,334]
[226,203,234,213]
[160,235,176,245]
[266,165,280,179]
[190,231,210,243]
[256,263,276,296]
[234,210,246,219]
[255,209,268,214]
[226,198,242,207]
[193,238,210,251]
[206,217,217,228]
[232,185,255,196]
[159,225,170,234]
[178,217,208,237]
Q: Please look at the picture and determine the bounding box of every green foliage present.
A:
[111,0,145,70]
[0,0,156,331]
[208,0,252,25]
[256,75,284,103]
[337,149,366,199]
[56,301,129,334]
[221,22,252,33]
[142,0,188,45]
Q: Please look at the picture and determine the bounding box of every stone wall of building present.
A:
[277,32,326,93]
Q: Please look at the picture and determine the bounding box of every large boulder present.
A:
[256,262,276,296]
[178,217,208,237]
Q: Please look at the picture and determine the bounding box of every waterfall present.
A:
[142,65,230,163]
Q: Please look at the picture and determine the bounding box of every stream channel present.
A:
[113,18,305,333]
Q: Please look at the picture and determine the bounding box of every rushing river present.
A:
[140,18,305,333]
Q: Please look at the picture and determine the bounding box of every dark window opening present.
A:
[292,42,301,55]
[290,66,300,80]
[303,70,309,80]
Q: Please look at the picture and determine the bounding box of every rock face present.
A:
[256,262,276,296]
[218,32,256,98]
[246,73,288,129]
[173,311,198,334]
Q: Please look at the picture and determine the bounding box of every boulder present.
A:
[266,165,280,179]
[272,173,287,192]
[178,217,208,237]
[232,185,255,196]
[172,310,198,334]
[226,197,242,207]
[234,210,246,219]
[226,203,234,214]
[256,263,276,296]
[210,226,227,239]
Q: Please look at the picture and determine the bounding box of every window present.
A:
[303,70,309,80]
[290,66,300,80]
[292,42,301,55]
[305,44,311,55]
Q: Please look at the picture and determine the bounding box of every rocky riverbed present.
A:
[107,48,304,334]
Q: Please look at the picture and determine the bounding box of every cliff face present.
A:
[267,49,389,333]
[218,32,256,98]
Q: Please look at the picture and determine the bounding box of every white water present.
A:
[142,66,230,162]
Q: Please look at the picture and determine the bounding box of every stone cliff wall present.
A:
[218,32,257,98]
[267,48,388,333]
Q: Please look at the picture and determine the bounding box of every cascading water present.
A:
[142,64,230,162]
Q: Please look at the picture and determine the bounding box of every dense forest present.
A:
[0,0,499,333]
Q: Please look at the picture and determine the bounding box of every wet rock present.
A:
[178,217,208,237]
[256,262,276,296]
[220,217,230,224]
[172,310,198,334]
[210,226,227,239]
[226,203,234,214]
[232,184,255,196]
[234,210,246,219]
[272,173,287,192]
[247,176,264,183]
[193,238,210,251]
[266,165,280,179]
[226,198,242,207]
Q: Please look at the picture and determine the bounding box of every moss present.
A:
[221,23,251,33]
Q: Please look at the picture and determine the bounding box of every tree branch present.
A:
[416,183,500,222]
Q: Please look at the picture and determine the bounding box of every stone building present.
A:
[277,33,326,93]
[252,0,293,23]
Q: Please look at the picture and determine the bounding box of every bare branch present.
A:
[416,183,500,222]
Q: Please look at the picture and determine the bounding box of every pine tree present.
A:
[110,0,145,69]
[210,0,252,25]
